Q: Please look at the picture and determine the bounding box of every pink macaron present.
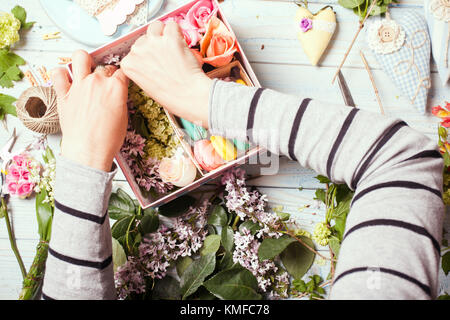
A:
[194,139,224,172]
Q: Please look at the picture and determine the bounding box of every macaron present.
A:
[233,139,250,151]
[210,136,237,161]
[180,118,207,141]
[194,139,224,172]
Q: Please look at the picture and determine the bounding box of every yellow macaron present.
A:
[210,136,237,161]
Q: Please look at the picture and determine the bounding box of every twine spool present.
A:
[16,86,60,134]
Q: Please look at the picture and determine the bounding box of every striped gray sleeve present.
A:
[209,80,444,299]
[41,156,117,300]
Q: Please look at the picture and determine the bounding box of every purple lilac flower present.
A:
[120,130,173,194]
[103,53,122,66]
[221,168,284,238]
[300,18,313,32]
[114,200,210,298]
[233,228,289,298]
[114,257,146,300]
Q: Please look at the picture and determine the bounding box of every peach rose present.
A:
[159,155,197,187]
[200,16,238,67]
[186,0,218,32]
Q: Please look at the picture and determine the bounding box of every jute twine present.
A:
[16,86,60,134]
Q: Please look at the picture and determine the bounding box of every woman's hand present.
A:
[121,21,212,128]
[51,50,129,172]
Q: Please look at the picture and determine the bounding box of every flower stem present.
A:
[2,197,27,279]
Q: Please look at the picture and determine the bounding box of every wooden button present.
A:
[378,26,395,43]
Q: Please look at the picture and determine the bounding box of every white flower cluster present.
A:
[33,158,56,204]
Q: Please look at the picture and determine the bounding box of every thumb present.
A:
[50,68,71,99]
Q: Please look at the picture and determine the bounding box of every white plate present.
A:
[39,0,165,47]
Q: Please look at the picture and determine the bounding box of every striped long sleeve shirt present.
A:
[42,79,444,300]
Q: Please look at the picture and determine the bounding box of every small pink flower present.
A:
[300,18,313,32]
[7,164,21,180]
[7,181,18,195]
[12,155,26,167]
[19,167,30,180]
[17,181,33,198]
[186,0,218,32]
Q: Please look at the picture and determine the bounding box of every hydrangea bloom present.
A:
[0,12,20,48]
[312,222,331,246]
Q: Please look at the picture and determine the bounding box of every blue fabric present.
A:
[425,1,450,85]
[369,11,431,114]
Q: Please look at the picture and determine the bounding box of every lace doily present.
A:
[127,0,148,26]
[367,18,406,55]
[430,0,450,22]
[312,20,336,33]
[74,0,117,17]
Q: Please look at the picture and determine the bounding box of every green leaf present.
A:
[152,276,181,300]
[218,251,235,270]
[158,195,196,217]
[280,237,315,280]
[369,4,387,16]
[276,211,291,221]
[200,234,221,256]
[437,292,450,300]
[329,236,341,258]
[111,238,127,272]
[137,211,159,235]
[239,220,261,235]
[333,215,347,241]
[0,49,25,88]
[111,216,133,240]
[315,175,331,184]
[207,205,228,226]
[338,0,365,9]
[180,253,216,300]
[314,189,326,203]
[292,279,307,292]
[221,226,234,252]
[11,5,35,30]
[108,188,136,220]
[177,256,193,277]
[0,93,17,116]
[36,189,54,241]
[204,267,262,300]
[442,251,450,276]
[258,235,296,261]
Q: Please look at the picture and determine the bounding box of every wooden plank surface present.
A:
[0,0,448,299]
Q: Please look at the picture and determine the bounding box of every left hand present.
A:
[51,50,129,172]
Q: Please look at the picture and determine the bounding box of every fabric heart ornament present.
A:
[366,11,431,114]
[425,0,450,85]
[295,6,336,66]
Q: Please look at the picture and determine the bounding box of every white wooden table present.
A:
[0,0,449,299]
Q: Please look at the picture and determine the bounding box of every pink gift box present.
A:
[67,0,262,208]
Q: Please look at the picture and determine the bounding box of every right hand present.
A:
[121,21,213,128]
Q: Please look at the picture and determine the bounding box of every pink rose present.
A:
[6,181,19,195]
[300,18,313,32]
[179,19,202,48]
[162,14,202,48]
[7,164,21,180]
[159,155,197,187]
[19,167,31,180]
[17,181,33,198]
[12,154,26,167]
[186,0,218,32]
[200,16,238,67]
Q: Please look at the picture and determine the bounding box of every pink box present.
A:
[67,0,262,208]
